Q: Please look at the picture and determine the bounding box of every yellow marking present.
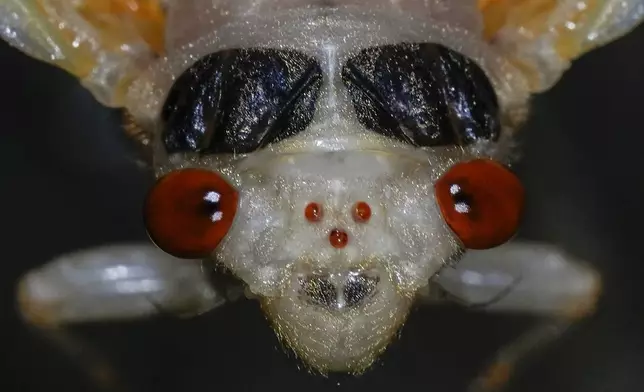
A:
[76,0,167,55]
[478,0,559,40]
[552,0,602,60]
[478,0,604,60]
[480,361,514,391]
[562,269,603,320]
[16,278,59,327]
[30,0,166,105]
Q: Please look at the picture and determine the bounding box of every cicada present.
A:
[2,1,643,391]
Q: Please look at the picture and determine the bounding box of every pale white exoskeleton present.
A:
[2,1,643,391]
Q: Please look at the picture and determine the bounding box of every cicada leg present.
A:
[422,241,601,392]
[17,243,234,391]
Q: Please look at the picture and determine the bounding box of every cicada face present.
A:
[130,1,527,373]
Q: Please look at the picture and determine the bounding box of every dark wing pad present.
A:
[342,43,501,147]
[162,48,323,154]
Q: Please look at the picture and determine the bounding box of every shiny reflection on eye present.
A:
[449,183,472,214]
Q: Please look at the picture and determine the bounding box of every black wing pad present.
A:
[342,43,501,147]
[162,48,323,154]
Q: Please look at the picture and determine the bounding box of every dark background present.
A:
[1,25,643,392]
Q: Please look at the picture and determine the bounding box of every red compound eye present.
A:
[434,159,524,250]
[144,168,238,259]
[352,201,372,223]
[305,202,323,222]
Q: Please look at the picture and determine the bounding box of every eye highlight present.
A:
[352,202,372,223]
[434,159,524,250]
[305,202,323,222]
[144,168,238,259]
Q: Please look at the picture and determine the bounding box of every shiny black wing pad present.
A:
[342,43,501,147]
[162,48,323,154]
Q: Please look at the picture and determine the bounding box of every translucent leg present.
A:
[423,241,601,392]
[16,243,230,391]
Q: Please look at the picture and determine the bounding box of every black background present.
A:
[1,24,643,392]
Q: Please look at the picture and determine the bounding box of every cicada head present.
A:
[130,0,529,373]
